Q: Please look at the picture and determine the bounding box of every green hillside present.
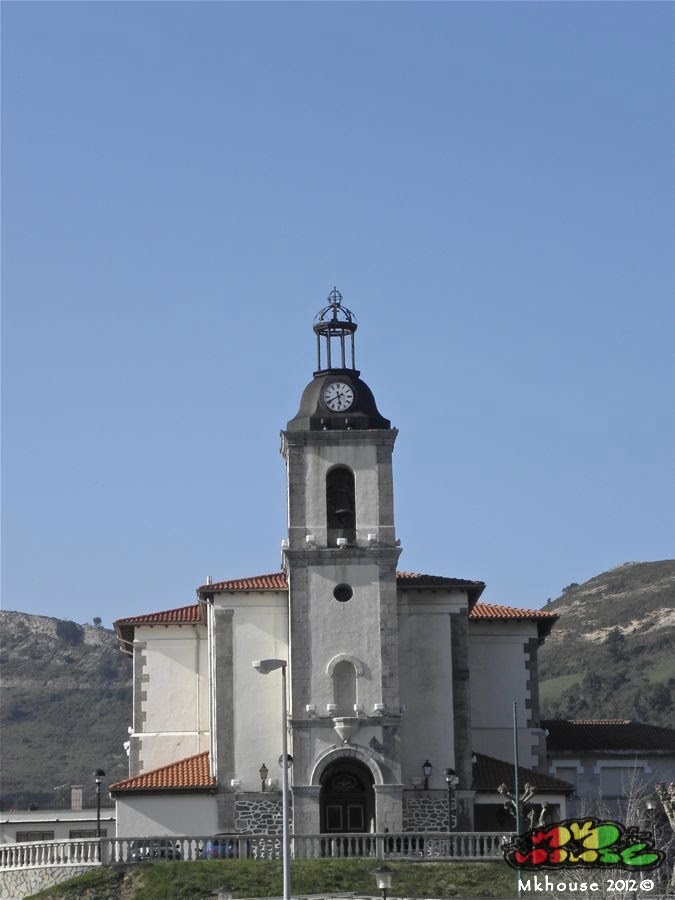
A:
[539,560,675,728]
[2,559,673,808]
[0,611,131,808]
[31,859,520,899]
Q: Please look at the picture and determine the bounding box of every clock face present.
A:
[322,381,354,412]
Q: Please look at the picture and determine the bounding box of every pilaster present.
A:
[373,783,404,832]
[213,608,235,831]
[450,611,473,792]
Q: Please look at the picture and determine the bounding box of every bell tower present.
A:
[281,289,403,834]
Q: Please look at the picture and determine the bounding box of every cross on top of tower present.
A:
[314,287,357,328]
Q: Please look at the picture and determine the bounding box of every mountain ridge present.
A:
[1,559,673,806]
[539,559,675,729]
[0,611,131,807]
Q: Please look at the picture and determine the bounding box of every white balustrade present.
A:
[1,831,511,870]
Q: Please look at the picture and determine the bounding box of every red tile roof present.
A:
[114,575,556,647]
[109,751,215,793]
[473,752,573,793]
[543,719,675,753]
[115,603,206,654]
[116,604,205,627]
[201,572,286,591]
[470,602,558,639]
[198,570,485,600]
[470,602,557,621]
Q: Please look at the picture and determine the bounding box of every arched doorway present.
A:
[320,759,375,833]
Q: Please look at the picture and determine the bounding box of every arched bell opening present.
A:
[320,759,375,834]
[326,466,356,547]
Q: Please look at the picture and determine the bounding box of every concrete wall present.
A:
[131,623,209,774]
[115,793,218,837]
[222,592,289,793]
[305,564,381,711]
[282,430,398,551]
[303,443,386,545]
[398,591,468,787]
[549,753,675,816]
[468,621,542,769]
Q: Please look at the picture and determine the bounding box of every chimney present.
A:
[71,785,83,810]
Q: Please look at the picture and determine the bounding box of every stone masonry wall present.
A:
[402,794,449,832]
[0,865,93,900]
[234,796,287,833]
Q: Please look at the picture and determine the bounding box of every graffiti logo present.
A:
[503,818,664,871]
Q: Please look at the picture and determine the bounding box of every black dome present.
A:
[286,370,391,431]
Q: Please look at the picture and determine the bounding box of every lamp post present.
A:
[422,760,433,790]
[645,798,658,845]
[259,763,269,792]
[444,768,460,831]
[94,769,106,838]
[373,864,395,900]
[253,659,290,900]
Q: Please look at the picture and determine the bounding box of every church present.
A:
[111,290,570,838]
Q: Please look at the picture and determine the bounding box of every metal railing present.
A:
[1,831,511,871]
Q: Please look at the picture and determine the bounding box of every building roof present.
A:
[115,603,206,651]
[469,601,557,640]
[201,572,287,591]
[472,751,574,794]
[109,752,215,793]
[543,719,675,753]
[109,749,571,797]
[197,570,486,599]
[115,573,556,652]
[470,602,557,622]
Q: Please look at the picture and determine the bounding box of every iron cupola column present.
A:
[281,289,403,835]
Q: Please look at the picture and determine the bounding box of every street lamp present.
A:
[372,864,396,900]
[444,768,460,831]
[259,763,269,792]
[645,798,658,845]
[252,659,290,900]
[422,760,433,790]
[94,769,106,838]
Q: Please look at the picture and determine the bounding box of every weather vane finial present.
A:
[327,286,343,307]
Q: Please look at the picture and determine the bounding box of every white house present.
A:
[545,718,675,819]
[111,290,571,837]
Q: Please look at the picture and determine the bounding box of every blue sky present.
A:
[2,2,673,627]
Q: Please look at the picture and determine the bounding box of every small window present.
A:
[600,767,641,797]
[16,831,55,842]
[333,583,353,603]
[69,829,107,838]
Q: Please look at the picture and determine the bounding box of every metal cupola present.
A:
[313,287,357,373]
[286,288,391,432]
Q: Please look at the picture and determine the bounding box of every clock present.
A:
[322,381,354,412]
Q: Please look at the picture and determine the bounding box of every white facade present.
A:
[0,810,116,844]
[131,624,209,774]
[112,294,563,835]
[115,794,217,838]
[469,620,546,770]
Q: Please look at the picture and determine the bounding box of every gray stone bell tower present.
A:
[281,289,404,834]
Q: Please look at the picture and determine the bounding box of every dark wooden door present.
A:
[321,769,370,833]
